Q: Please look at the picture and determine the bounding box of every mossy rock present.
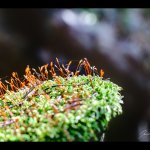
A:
[0,59,123,141]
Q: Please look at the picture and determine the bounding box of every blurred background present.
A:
[0,8,150,141]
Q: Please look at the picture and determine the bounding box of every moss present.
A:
[0,58,123,141]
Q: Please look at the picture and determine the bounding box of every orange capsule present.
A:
[100,69,104,77]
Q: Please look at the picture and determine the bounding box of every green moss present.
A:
[0,75,123,141]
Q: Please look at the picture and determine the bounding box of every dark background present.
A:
[0,8,150,141]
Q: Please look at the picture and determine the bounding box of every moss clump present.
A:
[0,58,123,141]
